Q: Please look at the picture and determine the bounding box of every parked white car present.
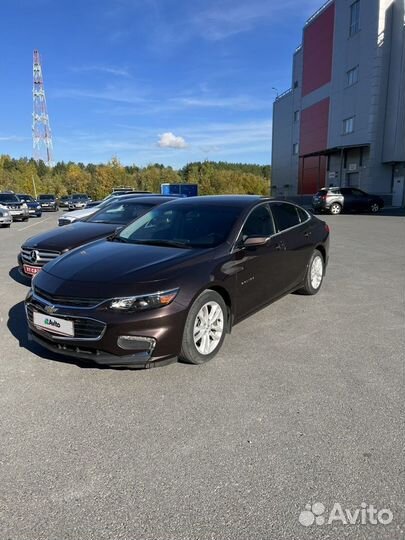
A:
[58,206,99,226]
[57,193,152,226]
[0,203,13,228]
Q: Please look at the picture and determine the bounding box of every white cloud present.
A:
[157,132,187,149]
[71,65,131,77]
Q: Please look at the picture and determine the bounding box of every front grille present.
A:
[33,286,105,308]
[27,303,106,339]
[21,247,60,267]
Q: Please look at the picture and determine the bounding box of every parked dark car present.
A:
[312,187,384,215]
[59,196,71,208]
[18,196,176,278]
[0,192,29,221]
[16,194,42,218]
[38,194,59,212]
[25,196,330,368]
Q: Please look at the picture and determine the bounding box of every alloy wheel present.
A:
[330,203,341,215]
[193,301,224,355]
[310,255,323,290]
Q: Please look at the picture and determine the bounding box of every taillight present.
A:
[321,195,327,200]
[324,223,330,233]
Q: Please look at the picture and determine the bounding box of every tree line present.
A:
[0,156,271,200]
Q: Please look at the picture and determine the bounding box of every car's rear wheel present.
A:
[179,290,227,365]
[330,202,342,215]
[370,202,380,213]
[297,249,325,295]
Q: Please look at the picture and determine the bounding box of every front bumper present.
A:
[10,210,27,220]
[25,291,187,367]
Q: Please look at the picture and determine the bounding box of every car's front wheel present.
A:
[179,290,227,365]
[370,202,380,213]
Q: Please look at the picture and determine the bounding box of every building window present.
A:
[347,65,359,86]
[293,110,300,122]
[343,116,355,134]
[293,143,299,155]
[349,0,360,36]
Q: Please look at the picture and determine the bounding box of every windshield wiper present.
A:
[109,235,130,243]
[132,239,191,249]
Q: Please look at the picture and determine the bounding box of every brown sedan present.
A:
[25,196,330,367]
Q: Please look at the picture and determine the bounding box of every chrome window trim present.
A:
[231,200,310,252]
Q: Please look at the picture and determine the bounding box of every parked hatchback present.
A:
[312,187,384,215]
[19,196,175,278]
[26,196,330,368]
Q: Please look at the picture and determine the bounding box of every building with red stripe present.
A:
[271,0,405,206]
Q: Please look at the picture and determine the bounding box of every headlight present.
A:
[36,205,41,209]
[109,288,179,312]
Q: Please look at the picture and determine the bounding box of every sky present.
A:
[1,0,322,167]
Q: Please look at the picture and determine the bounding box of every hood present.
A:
[39,238,206,295]
[23,222,117,252]
[65,207,96,219]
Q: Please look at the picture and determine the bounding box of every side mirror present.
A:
[115,225,125,235]
[243,236,269,248]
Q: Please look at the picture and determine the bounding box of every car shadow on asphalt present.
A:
[7,301,122,370]
[9,266,31,286]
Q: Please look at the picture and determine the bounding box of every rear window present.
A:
[270,203,301,232]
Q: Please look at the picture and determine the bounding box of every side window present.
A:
[270,203,300,232]
[241,205,274,239]
[297,207,309,223]
[351,189,364,197]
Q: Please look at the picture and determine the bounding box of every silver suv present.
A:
[312,187,384,215]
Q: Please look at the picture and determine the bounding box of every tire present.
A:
[22,217,29,222]
[329,202,342,215]
[296,249,325,295]
[179,290,227,365]
[370,202,380,213]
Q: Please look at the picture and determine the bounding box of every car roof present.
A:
[160,195,267,208]
[108,195,178,204]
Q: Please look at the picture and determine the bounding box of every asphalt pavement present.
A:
[0,209,404,540]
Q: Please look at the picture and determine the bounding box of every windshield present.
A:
[0,194,19,203]
[118,204,242,248]
[87,201,154,224]
[72,194,87,200]
[18,194,34,202]
[39,195,54,200]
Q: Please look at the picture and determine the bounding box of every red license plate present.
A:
[23,264,41,276]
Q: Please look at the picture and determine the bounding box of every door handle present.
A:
[304,231,312,238]
[275,241,286,251]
